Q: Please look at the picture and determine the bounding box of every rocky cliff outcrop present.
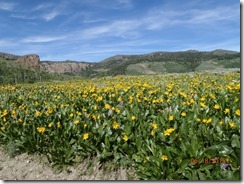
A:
[40,61,92,74]
[16,54,40,69]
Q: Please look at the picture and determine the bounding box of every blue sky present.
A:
[0,0,240,62]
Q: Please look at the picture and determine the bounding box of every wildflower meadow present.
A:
[0,72,240,180]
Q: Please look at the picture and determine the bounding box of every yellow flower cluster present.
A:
[164,128,175,136]
[161,155,168,161]
[37,127,45,134]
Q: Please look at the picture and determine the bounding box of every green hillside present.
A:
[81,50,240,77]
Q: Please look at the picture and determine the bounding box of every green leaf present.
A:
[100,151,113,160]
[69,138,76,145]
[197,170,205,180]
[135,138,142,151]
[104,136,110,149]
[167,147,178,155]
[219,145,233,155]
[203,142,226,156]
[190,135,199,157]
[200,164,214,170]
[233,169,240,180]
[132,154,142,163]
[231,134,240,148]
[191,170,198,180]
[14,140,25,149]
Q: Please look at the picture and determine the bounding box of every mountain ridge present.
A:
[0,49,240,82]
[88,49,240,76]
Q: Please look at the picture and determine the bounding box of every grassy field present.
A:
[0,72,240,180]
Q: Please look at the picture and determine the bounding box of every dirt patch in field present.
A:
[0,147,136,180]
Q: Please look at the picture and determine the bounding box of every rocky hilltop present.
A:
[0,52,92,75]
[16,54,40,69]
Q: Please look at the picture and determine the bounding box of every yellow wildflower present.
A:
[181,112,186,117]
[210,94,216,100]
[189,99,195,105]
[57,121,61,128]
[235,109,240,116]
[164,128,175,136]
[97,96,103,102]
[112,121,119,129]
[35,111,41,117]
[229,122,235,128]
[45,108,53,115]
[105,104,111,109]
[168,115,174,121]
[214,104,220,110]
[74,119,79,125]
[200,97,205,101]
[83,133,89,140]
[93,105,97,110]
[1,109,8,117]
[37,127,45,134]
[48,122,53,128]
[117,96,122,102]
[206,118,212,124]
[115,108,120,114]
[224,108,230,114]
[161,155,168,161]
[76,111,82,116]
[200,102,206,108]
[151,123,158,130]
[131,115,136,121]
[11,110,16,118]
[159,98,163,103]
[123,135,128,141]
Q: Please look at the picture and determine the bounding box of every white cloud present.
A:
[80,19,142,39]
[144,4,239,30]
[32,2,66,21]
[185,6,239,24]
[10,14,36,20]
[115,0,133,9]
[60,3,238,42]
[83,18,106,23]
[32,3,54,11]
[8,3,60,21]
[42,10,59,21]
[21,36,66,43]
[0,39,18,47]
[0,2,16,11]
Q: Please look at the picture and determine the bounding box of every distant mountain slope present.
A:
[0,49,240,83]
[0,52,19,60]
[82,49,240,76]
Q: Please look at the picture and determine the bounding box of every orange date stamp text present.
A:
[190,157,228,165]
